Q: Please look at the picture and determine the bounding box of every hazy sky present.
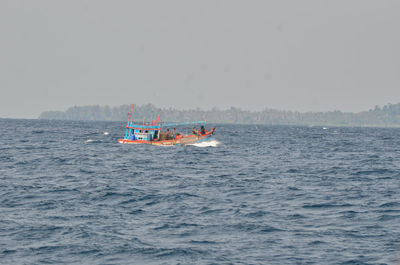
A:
[1,0,400,118]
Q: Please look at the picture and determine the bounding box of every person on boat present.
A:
[172,128,176,139]
[192,127,198,135]
[166,129,171,140]
[200,125,206,135]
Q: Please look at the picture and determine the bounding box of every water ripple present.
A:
[0,119,399,264]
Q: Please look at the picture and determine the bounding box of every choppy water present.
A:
[1,119,400,264]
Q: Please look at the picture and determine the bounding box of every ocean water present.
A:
[1,119,400,264]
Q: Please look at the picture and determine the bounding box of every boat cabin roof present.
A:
[126,121,206,131]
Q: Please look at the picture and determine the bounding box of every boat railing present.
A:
[161,121,206,127]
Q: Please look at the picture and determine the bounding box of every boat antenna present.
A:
[130,104,134,124]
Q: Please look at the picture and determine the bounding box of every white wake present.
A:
[189,139,220,147]
[86,139,101,143]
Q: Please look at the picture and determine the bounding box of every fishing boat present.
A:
[118,105,215,145]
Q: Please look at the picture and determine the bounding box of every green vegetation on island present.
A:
[39,103,400,127]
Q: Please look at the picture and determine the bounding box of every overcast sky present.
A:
[1,0,400,118]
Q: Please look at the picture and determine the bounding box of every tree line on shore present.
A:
[39,103,400,126]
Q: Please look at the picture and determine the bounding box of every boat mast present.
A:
[125,104,134,139]
[130,104,134,124]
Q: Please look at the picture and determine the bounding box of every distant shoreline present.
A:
[38,103,400,127]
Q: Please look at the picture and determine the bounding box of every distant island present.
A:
[39,103,400,127]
